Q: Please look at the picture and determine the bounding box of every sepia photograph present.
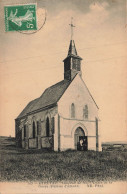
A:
[0,0,127,193]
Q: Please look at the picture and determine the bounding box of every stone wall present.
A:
[15,119,22,147]
[15,106,57,149]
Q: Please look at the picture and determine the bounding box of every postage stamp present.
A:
[4,4,37,32]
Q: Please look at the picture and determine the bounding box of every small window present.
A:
[33,121,36,138]
[46,117,50,137]
[71,103,75,118]
[24,125,26,138]
[83,105,88,119]
[76,62,80,71]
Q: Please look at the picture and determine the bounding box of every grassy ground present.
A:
[0,136,127,183]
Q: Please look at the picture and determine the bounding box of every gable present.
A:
[58,74,99,120]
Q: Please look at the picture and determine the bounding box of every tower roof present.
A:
[63,40,82,62]
[68,40,78,56]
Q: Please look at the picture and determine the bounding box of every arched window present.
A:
[37,121,39,136]
[83,105,88,119]
[51,117,55,134]
[71,103,75,118]
[33,121,36,138]
[24,125,26,138]
[46,117,50,137]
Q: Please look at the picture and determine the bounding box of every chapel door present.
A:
[74,127,87,151]
[79,136,87,151]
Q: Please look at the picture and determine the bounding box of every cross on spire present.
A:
[69,17,75,40]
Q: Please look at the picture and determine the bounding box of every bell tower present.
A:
[63,18,82,81]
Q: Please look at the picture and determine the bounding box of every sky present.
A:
[0,0,127,143]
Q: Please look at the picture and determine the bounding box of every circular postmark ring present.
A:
[8,6,47,35]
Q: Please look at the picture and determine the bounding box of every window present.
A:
[83,105,88,119]
[33,121,36,138]
[24,125,26,138]
[46,117,50,137]
[76,61,80,71]
[71,103,75,118]
[51,117,55,134]
[37,121,40,136]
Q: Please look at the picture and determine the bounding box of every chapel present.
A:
[15,27,99,151]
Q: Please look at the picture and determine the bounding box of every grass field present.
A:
[0,136,127,183]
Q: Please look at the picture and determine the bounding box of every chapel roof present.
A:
[16,79,71,119]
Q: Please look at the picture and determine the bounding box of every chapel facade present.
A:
[15,38,99,151]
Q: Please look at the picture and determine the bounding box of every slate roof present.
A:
[17,79,71,119]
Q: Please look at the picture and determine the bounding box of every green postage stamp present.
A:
[4,4,37,32]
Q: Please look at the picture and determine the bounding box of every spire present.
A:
[68,40,78,56]
[68,18,78,56]
[63,19,83,81]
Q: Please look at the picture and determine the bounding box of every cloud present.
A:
[89,1,109,11]
[83,2,109,27]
